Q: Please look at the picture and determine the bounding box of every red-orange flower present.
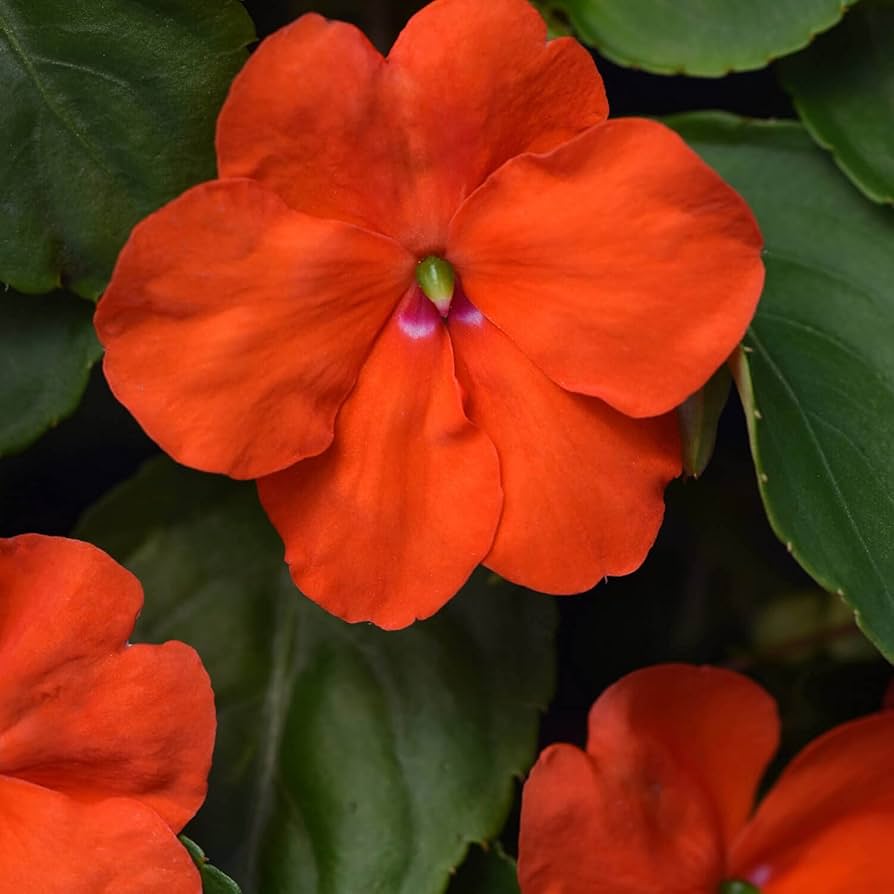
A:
[95,0,764,629]
[519,664,894,893]
[0,535,215,893]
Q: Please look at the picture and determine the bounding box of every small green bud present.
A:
[415,256,455,316]
[677,364,731,477]
[719,881,761,894]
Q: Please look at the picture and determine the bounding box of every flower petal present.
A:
[754,816,894,894]
[448,118,764,417]
[449,304,680,593]
[0,777,200,894]
[0,535,140,679]
[96,179,415,479]
[519,744,718,894]
[216,0,606,254]
[0,535,215,831]
[518,665,778,894]
[257,290,502,629]
[730,712,894,892]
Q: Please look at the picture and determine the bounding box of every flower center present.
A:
[415,255,455,317]
[719,882,761,894]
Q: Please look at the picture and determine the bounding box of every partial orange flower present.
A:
[95,0,764,628]
[0,535,215,893]
[519,664,894,893]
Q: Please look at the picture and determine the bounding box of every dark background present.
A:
[1,0,887,856]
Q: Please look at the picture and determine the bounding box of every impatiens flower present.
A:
[519,664,894,893]
[95,0,764,629]
[0,535,215,893]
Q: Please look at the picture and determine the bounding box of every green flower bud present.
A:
[415,256,455,316]
[719,881,761,894]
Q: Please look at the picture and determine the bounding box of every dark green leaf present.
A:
[0,288,100,457]
[77,458,556,894]
[677,364,731,478]
[670,112,894,659]
[182,836,242,894]
[0,0,254,298]
[780,0,894,204]
[447,846,520,894]
[549,0,855,76]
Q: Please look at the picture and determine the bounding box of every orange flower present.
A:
[95,0,763,628]
[519,664,894,893]
[0,535,215,893]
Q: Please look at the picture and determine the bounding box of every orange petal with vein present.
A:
[258,291,501,628]
[0,535,215,831]
[450,305,680,593]
[731,711,894,892]
[97,179,414,479]
[0,778,200,894]
[448,118,764,417]
[217,0,606,253]
[519,665,779,893]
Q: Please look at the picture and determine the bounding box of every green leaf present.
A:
[780,0,894,205]
[669,112,894,659]
[548,0,856,76]
[182,836,243,894]
[77,458,556,894]
[447,846,520,894]
[0,0,254,298]
[0,288,100,457]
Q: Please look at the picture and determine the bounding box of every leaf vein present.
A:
[749,328,891,598]
[0,7,115,178]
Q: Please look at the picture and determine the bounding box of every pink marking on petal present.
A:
[448,286,483,327]
[397,284,441,340]
[749,864,773,886]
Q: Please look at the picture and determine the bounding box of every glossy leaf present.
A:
[182,837,242,894]
[549,0,855,76]
[780,0,894,204]
[77,458,556,894]
[0,0,254,298]
[0,288,100,457]
[670,112,894,659]
[448,846,520,894]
